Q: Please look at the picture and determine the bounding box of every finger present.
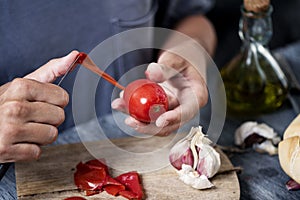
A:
[154,123,180,136]
[2,101,65,126]
[145,52,188,82]
[124,117,144,128]
[28,102,65,126]
[124,116,180,136]
[160,83,179,109]
[111,98,127,113]
[1,143,41,162]
[145,63,178,83]
[119,90,124,98]
[6,78,69,107]
[0,82,9,96]
[155,109,181,128]
[157,100,200,127]
[24,50,79,83]
[12,123,58,145]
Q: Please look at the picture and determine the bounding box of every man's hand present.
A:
[112,47,208,136]
[112,15,215,136]
[0,51,78,163]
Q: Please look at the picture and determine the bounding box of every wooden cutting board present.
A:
[15,136,240,200]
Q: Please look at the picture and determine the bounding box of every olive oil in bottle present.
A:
[221,0,288,116]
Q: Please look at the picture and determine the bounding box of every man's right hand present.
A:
[0,51,78,163]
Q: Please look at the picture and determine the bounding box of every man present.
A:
[0,0,216,198]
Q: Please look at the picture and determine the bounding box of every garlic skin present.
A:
[197,144,221,178]
[253,140,278,155]
[178,164,214,189]
[235,121,278,145]
[235,121,258,146]
[169,126,221,189]
[286,179,300,191]
[278,115,300,185]
[279,136,300,184]
[169,139,193,170]
[235,121,280,155]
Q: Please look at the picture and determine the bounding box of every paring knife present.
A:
[57,52,87,86]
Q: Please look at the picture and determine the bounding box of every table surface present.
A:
[217,103,300,200]
[1,99,300,200]
[1,58,300,200]
[15,138,240,200]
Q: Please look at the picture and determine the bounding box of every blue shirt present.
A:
[0,0,214,131]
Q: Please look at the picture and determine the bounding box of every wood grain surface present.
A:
[15,136,240,200]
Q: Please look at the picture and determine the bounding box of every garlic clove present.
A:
[235,121,278,146]
[235,121,258,146]
[235,121,280,155]
[189,126,221,177]
[253,140,278,155]
[243,133,266,148]
[271,136,282,146]
[283,114,300,140]
[197,144,221,178]
[193,175,214,189]
[278,136,300,184]
[169,139,194,170]
[252,123,277,139]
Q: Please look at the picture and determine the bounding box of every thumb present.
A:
[24,50,79,83]
[145,52,186,83]
[146,62,181,83]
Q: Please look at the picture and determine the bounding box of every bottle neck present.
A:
[239,5,273,46]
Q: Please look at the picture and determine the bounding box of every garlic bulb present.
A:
[279,115,300,187]
[235,121,280,155]
[169,126,221,189]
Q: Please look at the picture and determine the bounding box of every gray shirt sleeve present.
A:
[274,41,300,83]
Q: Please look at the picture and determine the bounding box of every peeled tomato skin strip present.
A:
[73,160,144,199]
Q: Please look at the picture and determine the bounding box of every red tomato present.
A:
[124,79,169,123]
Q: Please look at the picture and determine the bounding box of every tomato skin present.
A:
[74,160,108,193]
[116,171,143,200]
[73,159,144,200]
[124,79,168,123]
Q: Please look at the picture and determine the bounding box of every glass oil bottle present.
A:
[220,0,288,116]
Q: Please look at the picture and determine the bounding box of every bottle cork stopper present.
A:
[244,0,270,12]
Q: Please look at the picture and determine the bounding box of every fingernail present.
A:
[69,50,80,57]
[145,70,150,79]
[49,126,58,143]
[146,63,164,82]
[62,90,69,107]
[111,100,117,109]
[34,147,42,160]
[119,90,124,98]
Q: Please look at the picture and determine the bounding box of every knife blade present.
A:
[57,53,83,86]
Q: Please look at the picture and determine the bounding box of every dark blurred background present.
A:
[206,0,300,68]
